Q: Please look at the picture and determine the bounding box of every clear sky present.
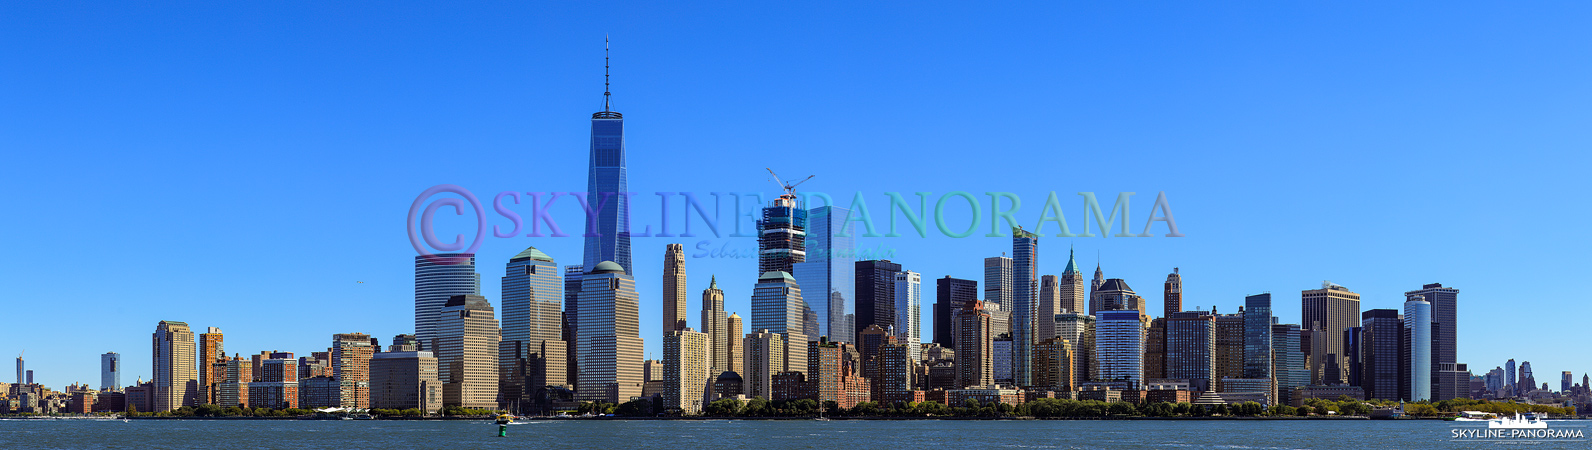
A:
[3,2,1589,390]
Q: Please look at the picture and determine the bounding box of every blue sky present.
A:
[3,1,1589,390]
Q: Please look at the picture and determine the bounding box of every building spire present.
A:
[603,35,611,111]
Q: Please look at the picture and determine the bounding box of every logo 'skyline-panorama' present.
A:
[407,185,1184,263]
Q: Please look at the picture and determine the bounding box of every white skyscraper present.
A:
[1404,294,1432,402]
[894,270,922,362]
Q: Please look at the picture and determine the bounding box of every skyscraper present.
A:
[1055,311,1095,389]
[583,42,632,275]
[1032,337,1076,392]
[198,327,224,404]
[563,264,584,388]
[1011,227,1039,387]
[1243,294,1273,380]
[663,328,710,414]
[1271,322,1308,404]
[743,330,785,399]
[793,206,856,342]
[893,270,922,362]
[370,346,440,414]
[152,320,198,412]
[1091,279,1146,316]
[437,295,500,408]
[1404,294,1432,401]
[14,354,21,385]
[1214,308,1250,389]
[933,276,978,350]
[1094,310,1146,389]
[1519,361,1536,395]
[983,256,1012,308]
[757,196,807,276]
[1360,309,1402,400]
[1036,275,1062,343]
[954,301,993,389]
[726,313,744,375]
[416,253,480,352]
[332,333,374,409]
[855,260,902,343]
[1406,283,1461,400]
[1301,282,1361,385]
[498,246,567,412]
[1166,311,1216,392]
[700,277,729,374]
[1058,250,1085,314]
[1164,269,1182,317]
[101,352,121,391]
[573,261,643,403]
[663,243,687,334]
[750,271,809,375]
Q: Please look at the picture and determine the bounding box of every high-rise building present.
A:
[1406,283,1461,400]
[792,205,856,343]
[663,244,687,334]
[14,354,22,385]
[1091,263,1106,301]
[100,352,121,392]
[1519,361,1536,394]
[1167,311,1216,392]
[198,327,224,405]
[1145,318,1167,381]
[893,270,922,362]
[1215,308,1246,384]
[152,320,198,412]
[436,295,500,408]
[250,355,298,410]
[983,256,1012,308]
[573,261,643,403]
[331,333,374,409]
[700,277,729,375]
[933,276,978,349]
[1271,322,1308,404]
[807,338,844,406]
[757,194,807,276]
[215,355,251,408]
[1090,279,1146,317]
[726,313,743,375]
[563,264,584,388]
[1301,282,1361,385]
[663,328,710,414]
[1404,294,1432,401]
[953,301,993,389]
[1563,371,1574,394]
[855,260,902,343]
[1505,359,1517,396]
[1360,309,1402,400]
[1058,250,1086,314]
[1095,310,1147,389]
[1243,294,1273,381]
[370,347,439,414]
[583,46,632,275]
[1032,337,1075,392]
[416,253,480,352]
[751,271,810,375]
[1036,275,1062,344]
[1010,227,1039,387]
[1164,269,1182,318]
[498,246,567,412]
[875,343,916,405]
[743,330,785,399]
[1055,311,1095,389]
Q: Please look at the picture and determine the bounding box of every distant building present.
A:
[1243,294,1273,381]
[250,356,298,410]
[750,271,810,375]
[793,205,857,344]
[573,261,643,404]
[1214,308,1245,384]
[856,260,902,343]
[1301,283,1361,385]
[1360,309,1402,400]
[874,343,916,405]
[893,270,922,362]
[743,330,785,399]
[726,313,743,375]
[1095,310,1147,390]
[983,256,1012,310]
[415,253,480,353]
[152,320,198,412]
[100,352,120,392]
[1271,322,1308,404]
[216,356,250,408]
[331,333,374,409]
[756,194,806,276]
[700,277,730,374]
[1406,283,1460,400]
[1032,337,1075,392]
[498,246,567,413]
[298,376,339,408]
[1404,295,1432,402]
[663,328,710,414]
[947,385,1022,406]
[198,327,224,405]
[1010,228,1039,388]
[663,243,687,334]
[954,301,993,389]
[1055,311,1095,390]
[933,276,978,350]
[1166,310,1216,392]
[437,295,500,409]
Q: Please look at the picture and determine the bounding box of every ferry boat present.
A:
[1488,412,1548,429]
[1453,411,1497,421]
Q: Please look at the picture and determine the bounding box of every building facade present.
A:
[416,253,480,352]
[498,246,567,412]
[750,271,810,375]
[573,261,643,404]
[933,276,978,350]
[663,329,710,414]
[1301,283,1361,385]
[152,320,197,412]
[436,295,500,408]
[792,205,856,343]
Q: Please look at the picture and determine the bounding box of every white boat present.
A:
[1454,411,1497,421]
[1488,412,1548,429]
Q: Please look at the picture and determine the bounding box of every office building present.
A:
[100,352,120,392]
[1164,268,1182,318]
[436,295,500,408]
[1095,310,1146,389]
[331,333,374,409]
[563,264,584,388]
[933,276,978,349]
[370,346,439,414]
[700,277,729,374]
[875,343,916,405]
[663,243,687,333]
[1032,337,1075,392]
[1036,275,1062,344]
[1360,309,1402,400]
[1301,282,1361,385]
[743,330,785,399]
[583,52,633,275]
[983,256,1012,308]
[726,313,743,375]
[750,270,810,375]
[855,260,901,343]
[1406,283,1461,400]
[1243,294,1273,381]
[893,270,922,362]
[1272,322,1308,404]
[215,356,250,408]
[1010,227,1039,387]
[1145,318,1167,381]
[757,192,807,276]
[793,205,856,343]
[152,320,197,412]
[1057,250,1086,315]
[1167,310,1217,392]
[1215,308,1246,383]
[14,354,22,385]
[250,356,298,410]
[1055,311,1095,389]
[1404,294,1432,401]
[1091,279,1146,317]
[198,327,224,405]
[416,253,480,352]
[573,261,643,403]
[663,328,710,414]
[499,246,567,412]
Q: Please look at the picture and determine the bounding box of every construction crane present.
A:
[766,168,814,204]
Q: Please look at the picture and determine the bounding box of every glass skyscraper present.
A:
[792,206,855,343]
[414,253,480,352]
[1010,227,1038,387]
[1094,309,1146,389]
[894,270,922,362]
[101,352,121,391]
[1271,321,1307,405]
[1404,294,1432,401]
[583,51,632,275]
[499,246,566,411]
[1242,293,1273,380]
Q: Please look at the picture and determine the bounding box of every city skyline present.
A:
[4,2,1591,392]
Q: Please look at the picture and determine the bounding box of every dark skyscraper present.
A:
[1243,294,1272,380]
[1011,227,1038,387]
[757,197,807,276]
[855,260,902,342]
[1301,282,1361,385]
[1164,269,1182,318]
[583,41,632,275]
[1406,283,1461,400]
[1360,309,1402,400]
[934,276,978,349]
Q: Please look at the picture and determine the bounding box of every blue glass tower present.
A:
[583,41,632,275]
[793,206,855,342]
[1010,227,1038,387]
[1243,293,1273,380]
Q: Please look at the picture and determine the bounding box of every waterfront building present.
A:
[663,243,687,333]
[1404,294,1432,402]
[932,276,978,350]
[563,264,584,388]
[1505,359,1516,396]
[1301,282,1361,385]
[983,256,1012,309]
[1032,337,1075,392]
[1271,322,1308,404]
[297,376,339,408]
[663,328,710,414]
[700,277,730,374]
[792,205,856,343]
[436,295,500,408]
[757,193,807,277]
[1145,318,1167,381]
[370,346,439,414]
[875,342,917,405]
[1360,309,1402,400]
[855,260,902,343]
[1166,310,1216,392]
[1095,310,1146,389]
[198,327,224,405]
[415,253,480,352]
[152,320,198,412]
[573,261,643,403]
[992,334,1014,386]
[743,330,785,399]
[893,270,922,362]
[330,333,374,409]
[13,354,21,385]
[1243,294,1273,381]
[726,313,743,375]
[1406,283,1462,400]
[953,301,993,389]
[750,271,810,375]
[100,352,120,392]
[1215,308,1245,383]
[216,355,250,408]
[1011,227,1039,387]
[249,356,298,410]
[1037,275,1061,344]
[1091,279,1147,319]
[1055,311,1095,389]
[807,338,843,406]
[583,49,633,276]
[1057,250,1086,315]
[498,246,567,412]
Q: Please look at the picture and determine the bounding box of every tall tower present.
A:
[1010,226,1039,387]
[662,328,710,414]
[1058,249,1085,314]
[1301,282,1361,385]
[1406,283,1460,400]
[1036,275,1061,343]
[1164,268,1182,317]
[198,327,224,405]
[583,39,633,275]
[1404,294,1432,401]
[573,261,643,403]
[1094,310,1147,389]
[700,277,729,374]
[854,260,902,343]
[757,197,807,276]
[152,320,197,412]
[437,295,501,408]
[415,253,480,352]
[332,333,374,408]
[750,271,809,374]
[1242,293,1273,380]
[101,352,121,391]
[893,270,922,362]
[726,313,744,375]
[792,206,856,343]
[499,246,567,412]
[953,301,993,389]
[932,276,978,349]
[983,256,1012,308]
[13,353,21,385]
[1360,309,1402,400]
[663,243,687,333]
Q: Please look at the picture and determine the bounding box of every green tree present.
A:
[704,398,742,416]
